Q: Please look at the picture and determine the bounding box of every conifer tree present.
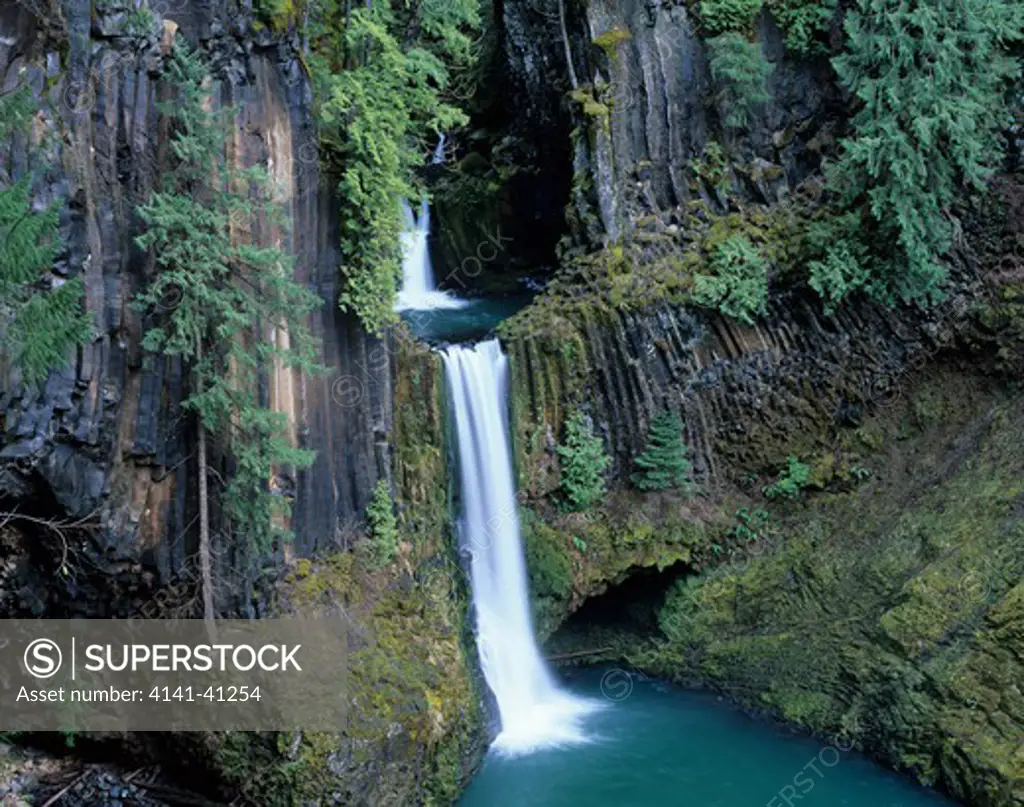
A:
[135,45,323,622]
[707,32,773,131]
[0,86,91,384]
[557,411,610,510]
[829,0,1024,304]
[632,411,694,493]
[365,479,399,567]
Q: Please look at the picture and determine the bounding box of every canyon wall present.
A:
[0,0,391,616]
[492,3,1024,805]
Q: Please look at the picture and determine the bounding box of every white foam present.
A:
[443,340,599,756]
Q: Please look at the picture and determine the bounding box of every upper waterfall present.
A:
[394,197,468,312]
[442,339,599,755]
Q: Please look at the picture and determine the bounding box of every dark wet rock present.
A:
[0,1,391,616]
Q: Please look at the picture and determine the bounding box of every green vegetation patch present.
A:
[645,394,1024,802]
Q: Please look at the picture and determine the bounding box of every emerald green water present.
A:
[460,669,954,807]
[399,295,532,343]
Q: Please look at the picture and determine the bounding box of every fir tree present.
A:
[829,0,1024,304]
[365,478,399,567]
[556,411,610,510]
[134,45,323,622]
[707,33,773,131]
[0,86,91,384]
[632,411,694,493]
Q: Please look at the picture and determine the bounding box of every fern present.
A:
[693,234,769,324]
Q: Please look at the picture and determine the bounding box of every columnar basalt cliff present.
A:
[488,2,1024,805]
[0,0,391,616]
[0,0,1022,803]
[0,3,484,802]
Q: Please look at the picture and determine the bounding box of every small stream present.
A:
[459,668,954,807]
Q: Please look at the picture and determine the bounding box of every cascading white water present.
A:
[442,339,599,755]
[393,134,467,312]
[432,133,447,164]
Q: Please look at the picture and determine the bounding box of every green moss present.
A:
[254,0,297,33]
[593,26,633,56]
[516,493,712,640]
[569,88,610,118]
[647,393,1024,804]
[206,334,482,804]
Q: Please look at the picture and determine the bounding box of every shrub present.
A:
[366,479,399,566]
[556,411,610,510]
[707,32,773,130]
[632,410,695,493]
[763,456,811,499]
[693,234,769,324]
[769,0,836,56]
[699,0,764,34]
[805,212,873,313]
[828,0,1024,305]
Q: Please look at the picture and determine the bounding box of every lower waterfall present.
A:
[441,339,598,755]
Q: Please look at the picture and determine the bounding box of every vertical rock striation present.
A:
[0,0,390,614]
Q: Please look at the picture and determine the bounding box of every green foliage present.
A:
[134,45,321,553]
[828,0,1024,305]
[725,507,777,543]
[0,87,91,384]
[365,479,399,566]
[120,7,156,36]
[593,26,632,56]
[763,455,811,499]
[311,0,481,334]
[693,234,768,324]
[632,410,695,493]
[805,211,873,313]
[689,139,731,197]
[699,0,763,34]
[556,411,610,510]
[254,0,295,31]
[707,32,773,130]
[768,0,836,56]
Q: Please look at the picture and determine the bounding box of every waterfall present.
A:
[393,134,467,312]
[442,339,598,755]
[432,133,447,164]
[394,197,467,311]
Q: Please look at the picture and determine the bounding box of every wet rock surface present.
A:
[0,0,391,616]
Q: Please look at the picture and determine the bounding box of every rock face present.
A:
[649,385,1024,807]
[502,286,986,492]
[501,0,841,246]
[0,0,390,615]
[493,4,1024,805]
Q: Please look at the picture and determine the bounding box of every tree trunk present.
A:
[196,342,215,625]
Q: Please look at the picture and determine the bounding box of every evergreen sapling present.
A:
[632,411,695,493]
